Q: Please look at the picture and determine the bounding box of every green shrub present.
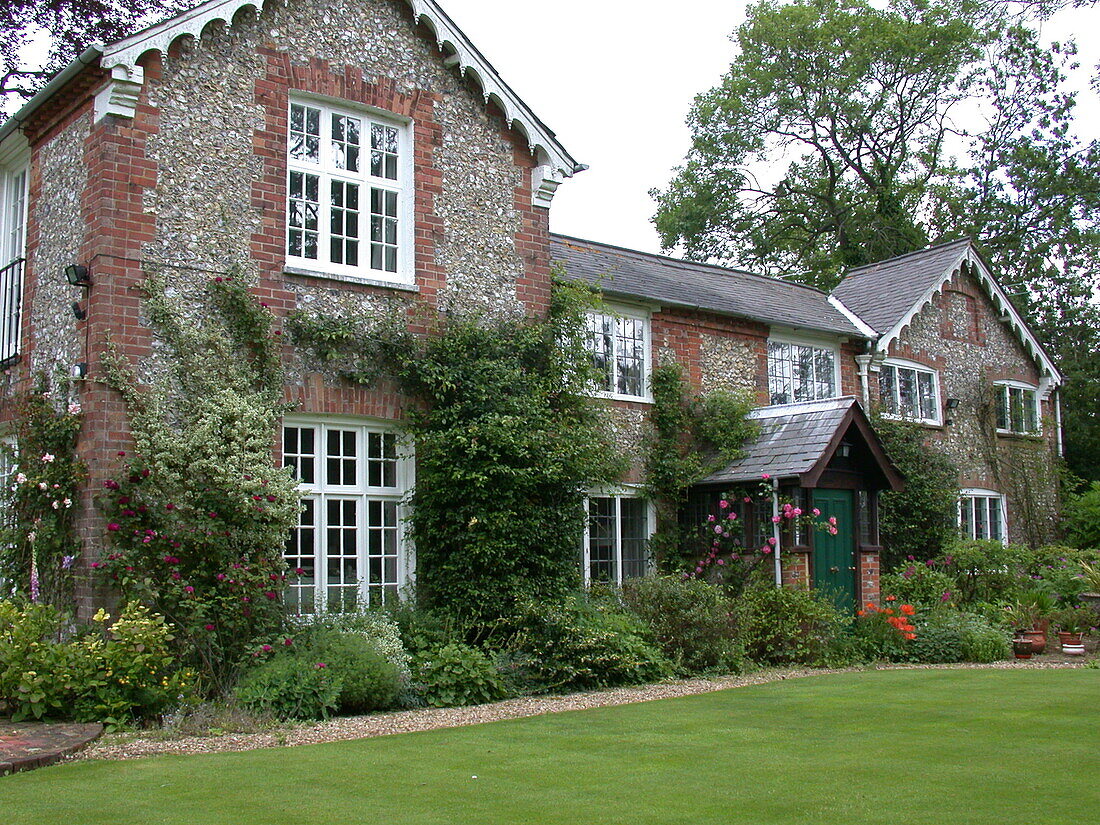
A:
[621,576,744,675]
[500,596,671,692]
[735,586,845,665]
[882,565,956,606]
[910,610,1010,664]
[308,630,400,714]
[937,540,1030,604]
[1065,481,1100,551]
[235,654,340,720]
[304,610,411,683]
[850,602,917,663]
[411,642,509,708]
[0,601,193,726]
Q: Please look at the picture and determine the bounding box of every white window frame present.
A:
[285,96,413,285]
[959,489,1007,543]
[282,417,414,614]
[878,358,941,425]
[993,381,1041,436]
[585,304,652,402]
[582,487,655,586]
[0,164,28,364]
[766,333,841,406]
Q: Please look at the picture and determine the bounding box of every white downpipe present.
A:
[772,479,782,587]
[855,353,872,409]
[1055,389,1064,457]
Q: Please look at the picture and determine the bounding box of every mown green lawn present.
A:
[4,668,1097,825]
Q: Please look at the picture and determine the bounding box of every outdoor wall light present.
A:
[71,301,87,320]
[836,441,852,458]
[72,362,88,380]
[944,397,961,426]
[64,264,92,288]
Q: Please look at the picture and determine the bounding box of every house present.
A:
[0,0,1059,618]
[833,240,1064,549]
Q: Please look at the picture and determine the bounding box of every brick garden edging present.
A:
[0,721,104,776]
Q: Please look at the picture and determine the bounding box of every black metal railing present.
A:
[0,257,24,366]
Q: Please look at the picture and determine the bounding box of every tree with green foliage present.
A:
[653,0,987,290]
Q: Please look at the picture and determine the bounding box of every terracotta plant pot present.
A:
[1057,631,1085,656]
[1012,638,1033,660]
[1022,628,1046,654]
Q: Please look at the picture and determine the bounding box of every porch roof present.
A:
[700,397,904,490]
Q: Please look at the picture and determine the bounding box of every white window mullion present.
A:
[613,497,623,587]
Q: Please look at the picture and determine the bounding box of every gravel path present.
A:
[77,659,1084,763]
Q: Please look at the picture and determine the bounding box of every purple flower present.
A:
[61,555,75,569]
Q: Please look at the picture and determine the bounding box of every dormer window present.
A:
[286,99,410,284]
[767,339,838,405]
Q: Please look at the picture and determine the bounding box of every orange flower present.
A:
[885,595,897,602]
[857,610,865,617]
[904,632,916,640]
[900,604,915,616]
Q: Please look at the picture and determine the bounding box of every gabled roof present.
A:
[832,239,971,336]
[1,0,581,183]
[551,235,870,339]
[831,239,1062,383]
[700,397,904,490]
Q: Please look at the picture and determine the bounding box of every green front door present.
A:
[812,489,856,611]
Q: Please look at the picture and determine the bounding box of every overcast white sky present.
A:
[8,1,1098,256]
[439,0,1100,255]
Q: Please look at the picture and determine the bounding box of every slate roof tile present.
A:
[831,238,972,336]
[551,235,868,338]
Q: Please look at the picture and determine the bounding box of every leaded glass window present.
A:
[586,310,649,399]
[879,363,940,423]
[767,341,837,405]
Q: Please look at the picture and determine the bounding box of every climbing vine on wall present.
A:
[97,268,300,691]
[871,413,960,570]
[643,361,758,571]
[972,381,1061,548]
[290,281,625,628]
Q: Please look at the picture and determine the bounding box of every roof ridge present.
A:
[842,237,972,280]
[550,233,830,297]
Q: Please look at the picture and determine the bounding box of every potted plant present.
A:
[1052,605,1094,656]
[1005,601,1037,659]
[1079,562,1100,618]
[1019,589,1055,653]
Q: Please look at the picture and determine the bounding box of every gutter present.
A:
[0,45,104,150]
